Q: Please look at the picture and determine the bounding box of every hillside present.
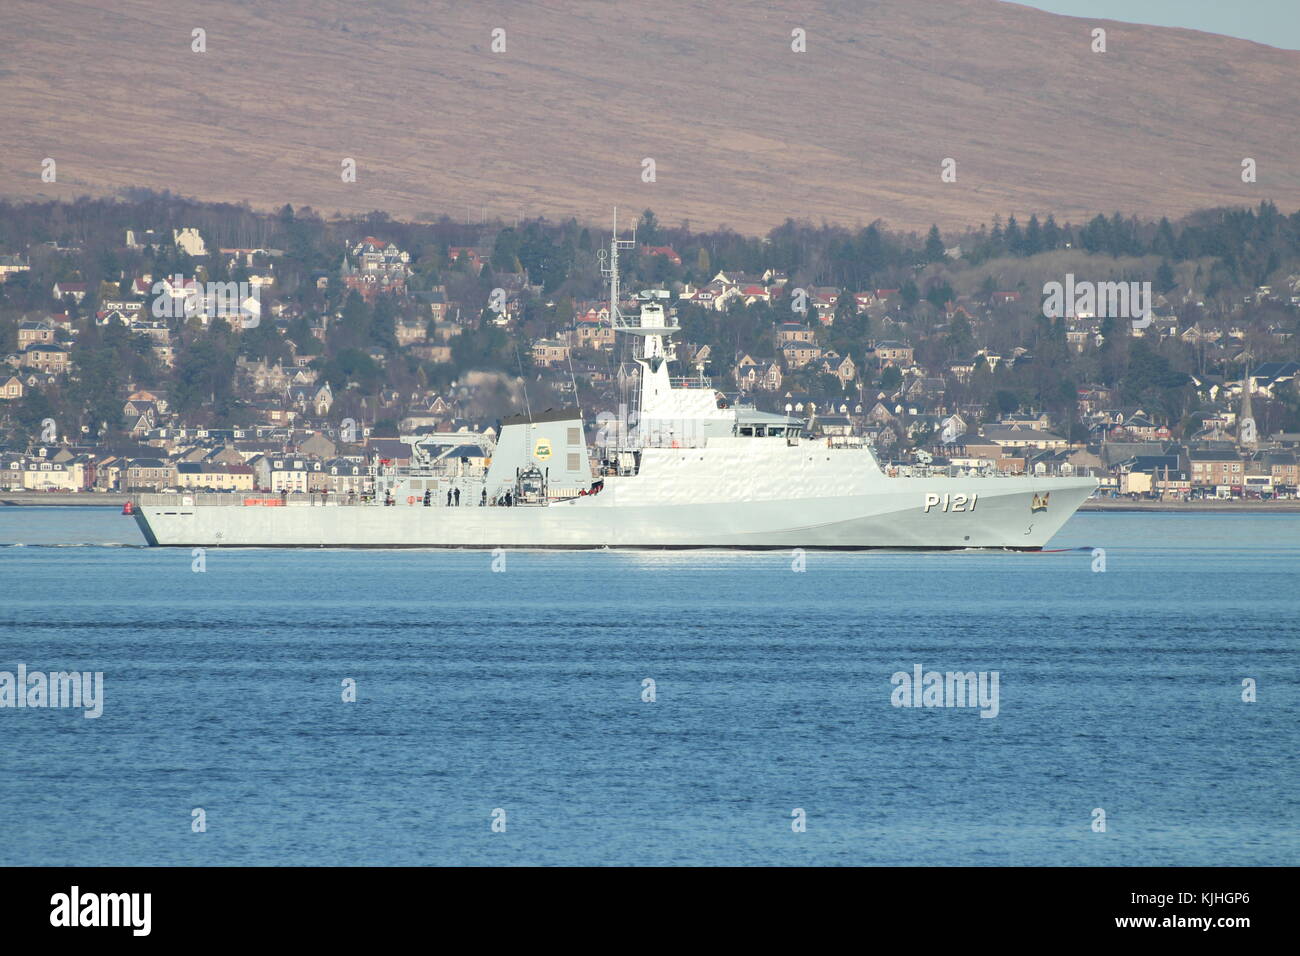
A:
[2,0,1298,232]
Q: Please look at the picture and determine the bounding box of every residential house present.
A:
[1248,362,1300,398]
[981,425,1068,452]
[173,228,208,257]
[1251,450,1299,494]
[18,455,80,491]
[261,456,313,493]
[820,352,856,386]
[21,343,70,374]
[775,323,816,348]
[17,321,55,349]
[395,318,429,346]
[318,458,371,495]
[569,317,616,351]
[126,458,176,490]
[0,375,25,400]
[743,362,783,392]
[1114,455,1189,497]
[287,382,334,417]
[176,462,256,491]
[1188,449,1243,490]
[532,338,571,367]
[875,341,914,366]
[341,237,411,300]
[782,343,822,369]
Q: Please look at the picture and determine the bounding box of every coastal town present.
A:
[2,199,1299,504]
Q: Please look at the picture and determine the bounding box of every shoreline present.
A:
[1,493,124,507]
[1079,499,1300,513]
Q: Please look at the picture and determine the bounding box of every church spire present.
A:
[1239,374,1257,448]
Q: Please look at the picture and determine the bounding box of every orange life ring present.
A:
[407,495,416,505]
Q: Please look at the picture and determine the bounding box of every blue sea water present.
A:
[0,506,1296,866]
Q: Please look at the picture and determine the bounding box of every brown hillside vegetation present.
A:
[2,0,1298,232]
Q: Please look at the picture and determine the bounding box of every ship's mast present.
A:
[601,207,636,331]
[602,209,638,448]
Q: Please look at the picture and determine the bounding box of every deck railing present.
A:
[135,492,376,507]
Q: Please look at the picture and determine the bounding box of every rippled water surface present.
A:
[1,506,1296,865]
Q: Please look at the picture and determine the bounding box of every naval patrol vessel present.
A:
[129,220,1097,549]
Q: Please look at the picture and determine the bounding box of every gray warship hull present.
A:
[131,474,1096,550]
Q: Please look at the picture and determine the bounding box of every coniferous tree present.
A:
[1043,214,1061,250]
[1156,260,1177,295]
[1024,214,1043,255]
[924,225,945,263]
[1005,215,1022,255]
